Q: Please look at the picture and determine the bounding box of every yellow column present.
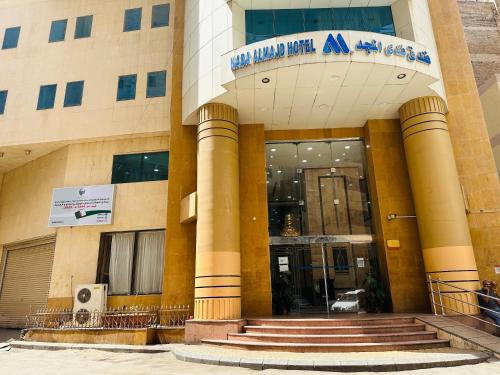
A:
[399,96,480,315]
[194,103,241,320]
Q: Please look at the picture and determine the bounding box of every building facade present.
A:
[0,0,499,330]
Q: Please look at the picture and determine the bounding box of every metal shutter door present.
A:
[0,238,55,328]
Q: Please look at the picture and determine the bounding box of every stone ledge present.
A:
[10,340,171,354]
[170,346,490,372]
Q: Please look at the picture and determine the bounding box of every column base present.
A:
[185,319,246,344]
[194,297,241,320]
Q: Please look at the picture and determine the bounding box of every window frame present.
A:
[95,229,165,296]
[49,19,68,43]
[111,151,169,184]
[123,8,142,32]
[2,26,21,49]
[37,84,57,110]
[0,90,8,115]
[151,4,170,28]
[146,70,167,98]
[63,80,84,107]
[74,15,93,39]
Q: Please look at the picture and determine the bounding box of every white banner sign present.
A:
[48,185,116,227]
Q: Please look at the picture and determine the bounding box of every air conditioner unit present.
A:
[73,284,108,327]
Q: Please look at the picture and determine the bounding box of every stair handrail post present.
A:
[436,279,445,316]
[428,274,437,315]
[321,242,330,318]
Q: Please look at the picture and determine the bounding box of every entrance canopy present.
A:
[217,30,444,129]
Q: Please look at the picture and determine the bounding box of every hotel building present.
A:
[0,0,498,343]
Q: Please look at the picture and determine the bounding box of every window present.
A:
[124,8,142,32]
[74,15,93,39]
[245,7,395,44]
[146,71,166,98]
[49,19,67,42]
[151,4,170,28]
[116,74,137,101]
[0,90,7,115]
[96,230,165,295]
[37,84,57,110]
[2,26,21,49]
[111,151,169,184]
[64,81,84,107]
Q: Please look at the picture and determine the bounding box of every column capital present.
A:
[399,96,447,124]
[199,103,238,125]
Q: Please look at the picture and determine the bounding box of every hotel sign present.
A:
[48,185,115,227]
[230,32,432,71]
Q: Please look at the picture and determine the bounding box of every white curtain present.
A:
[133,231,165,294]
[109,232,135,294]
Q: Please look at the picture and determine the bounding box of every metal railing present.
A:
[25,305,190,330]
[428,276,500,329]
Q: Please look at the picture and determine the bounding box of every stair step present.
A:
[244,323,426,335]
[202,339,450,352]
[247,317,416,327]
[228,331,437,344]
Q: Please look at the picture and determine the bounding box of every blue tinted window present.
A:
[245,10,274,44]
[64,81,84,107]
[111,151,169,183]
[117,74,137,101]
[151,4,170,28]
[124,8,142,32]
[304,9,333,31]
[245,7,395,44]
[49,19,67,42]
[37,84,57,110]
[147,71,166,98]
[2,27,21,49]
[0,90,7,115]
[75,15,93,39]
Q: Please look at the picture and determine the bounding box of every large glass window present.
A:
[151,4,170,28]
[74,15,93,39]
[64,81,84,107]
[49,19,67,42]
[37,84,57,110]
[111,151,169,184]
[0,90,7,115]
[147,71,166,98]
[116,74,137,101]
[245,7,395,44]
[266,140,371,236]
[96,230,165,295]
[124,8,142,32]
[2,26,21,49]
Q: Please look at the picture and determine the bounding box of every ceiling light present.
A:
[154,168,159,172]
[277,170,283,174]
[261,77,270,84]
[302,159,307,163]
[318,154,321,157]
[270,155,274,159]
[144,156,148,159]
[269,164,273,167]
[287,196,292,199]
[307,147,313,151]
[293,180,299,184]
[397,73,407,80]
[342,153,346,156]
[270,148,277,152]
[344,145,351,150]
[335,158,341,162]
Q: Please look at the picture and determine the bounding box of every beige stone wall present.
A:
[0,136,169,300]
[0,0,173,173]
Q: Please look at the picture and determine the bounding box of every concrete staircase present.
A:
[202,317,450,352]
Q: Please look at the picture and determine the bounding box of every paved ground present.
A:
[0,348,498,375]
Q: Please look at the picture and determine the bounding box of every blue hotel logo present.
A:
[230,33,431,71]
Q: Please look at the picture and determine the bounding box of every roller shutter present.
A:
[0,236,55,328]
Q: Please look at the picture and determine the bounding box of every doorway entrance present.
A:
[266,140,378,315]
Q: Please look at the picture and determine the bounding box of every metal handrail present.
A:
[428,275,500,329]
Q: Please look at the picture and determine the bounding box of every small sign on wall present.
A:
[278,257,289,265]
[279,264,289,272]
[357,257,365,268]
[495,265,500,274]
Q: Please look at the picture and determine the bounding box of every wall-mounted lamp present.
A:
[387,213,416,221]
[25,149,31,156]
